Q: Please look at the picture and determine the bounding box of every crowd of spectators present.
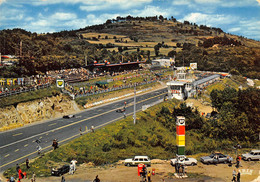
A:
[0,67,170,98]
[0,75,52,98]
[64,69,169,98]
[46,68,90,83]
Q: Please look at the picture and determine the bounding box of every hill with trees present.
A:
[0,15,259,78]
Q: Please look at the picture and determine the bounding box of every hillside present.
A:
[0,16,260,78]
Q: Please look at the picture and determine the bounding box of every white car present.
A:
[124,156,151,167]
[242,150,260,161]
[170,156,197,166]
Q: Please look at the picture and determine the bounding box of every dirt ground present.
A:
[1,159,259,182]
[185,98,213,115]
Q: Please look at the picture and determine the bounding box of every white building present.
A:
[151,58,174,68]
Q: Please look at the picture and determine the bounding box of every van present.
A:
[124,156,151,167]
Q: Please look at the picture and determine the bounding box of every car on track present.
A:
[116,108,125,113]
[124,156,151,167]
[242,150,260,161]
[200,152,233,165]
[51,164,70,176]
[63,114,75,119]
[170,156,197,166]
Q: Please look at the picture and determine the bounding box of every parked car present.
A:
[63,114,75,119]
[116,108,125,113]
[242,150,260,161]
[51,164,70,176]
[170,156,197,166]
[124,156,151,167]
[200,152,233,165]
[205,113,211,119]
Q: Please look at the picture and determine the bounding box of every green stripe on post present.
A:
[177,146,185,155]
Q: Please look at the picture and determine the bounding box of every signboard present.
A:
[138,163,144,176]
[56,79,64,88]
[190,63,197,70]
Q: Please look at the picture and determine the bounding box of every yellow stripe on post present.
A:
[177,140,185,146]
[176,135,185,141]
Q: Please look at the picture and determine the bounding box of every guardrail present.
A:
[0,83,51,99]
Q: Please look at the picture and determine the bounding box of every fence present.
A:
[74,80,158,99]
[0,83,51,99]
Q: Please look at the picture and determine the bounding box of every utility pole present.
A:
[133,83,136,124]
[20,40,22,57]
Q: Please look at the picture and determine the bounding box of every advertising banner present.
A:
[190,63,197,70]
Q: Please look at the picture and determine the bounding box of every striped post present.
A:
[176,116,185,155]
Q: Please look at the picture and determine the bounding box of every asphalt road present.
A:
[0,87,168,172]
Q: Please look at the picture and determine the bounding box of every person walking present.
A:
[147,171,151,182]
[237,170,241,182]
[232,169,237,182]
[26,158,30,169]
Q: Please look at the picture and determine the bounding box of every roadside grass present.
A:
[3,99,180,178]
[0,86,60,108]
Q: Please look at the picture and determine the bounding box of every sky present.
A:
[0,0,260,40]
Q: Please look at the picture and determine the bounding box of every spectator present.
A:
[26,158,30,169]
[93,175,100,182]
[237,170,240,182]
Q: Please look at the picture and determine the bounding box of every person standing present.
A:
[238,155,242,167]
[52,139,58,150]
[79,127,82,135]
[26,158,30,169]
[91,126,95,133]
[71,159,77,172]
[93,175,100,182]
[10,176,15,182]
[232,169,237,182]
[69,162,74,175]
[16,164,20,172]
[32,172,36,182]
[61,175,65,182]
[18,168,24,181]
[237,170,241,182]
[147,171,151,182]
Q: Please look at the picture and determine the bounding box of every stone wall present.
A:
[0,94,80,131]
